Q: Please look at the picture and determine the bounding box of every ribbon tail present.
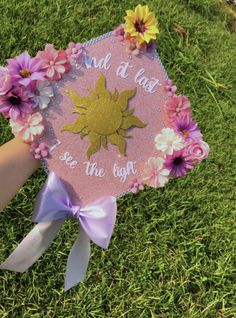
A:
[64,226,91,291]
[0,220,64,273]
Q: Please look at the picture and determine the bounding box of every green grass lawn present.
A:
[0,0,236,317]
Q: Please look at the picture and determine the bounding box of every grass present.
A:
[0,0,236,317]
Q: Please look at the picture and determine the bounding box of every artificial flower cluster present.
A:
[113,4,159,56]
[0,42,85,159]
[129,80,209,192]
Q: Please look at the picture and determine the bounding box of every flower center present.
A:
[19,68,31,78]
[72,48,78,54]
[9,96,21,105]
[173,157,183,166]
[182,130,189,137]
[135,19,146,33]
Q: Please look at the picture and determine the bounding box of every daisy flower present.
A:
[7,51,45,87]
[164,149,195,178]
[124,4,159,44]
[0,86,33,120]
[173,115,202,142]
[155,128,186,155]
[165,95,192,123]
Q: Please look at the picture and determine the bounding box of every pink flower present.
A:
[165,95,192,123]
[186,140,210,163]
[155,128,186,155]
[36,44,71,81]
[7,51,45,87]
[66,42,84,63]
[173,115,202,142]
[163,79,177,97]
[10,112,45,143]
[30,141,49,159]
[142,157,170,188]
[113,24,126,41]
[124,34,143,55]
[0,67,12,95]
[128,177,145,193]
[164,148,195,178]
[0,86,33,120]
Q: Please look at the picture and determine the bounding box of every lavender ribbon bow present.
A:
[0,172,117,291]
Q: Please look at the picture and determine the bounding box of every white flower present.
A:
[155,128,185,155]
[31,80,54,110]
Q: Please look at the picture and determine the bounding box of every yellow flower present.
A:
[124,4,159,44]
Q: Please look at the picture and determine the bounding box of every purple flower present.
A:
[164,149,195,178]
[66,42,84,63]
[173,115,202,142]
[145,40,157,54]
[30,142,49,160]
[0,86,33,120]
[163,79,177,97]
[0,67,12,95]
[7,51,45,87]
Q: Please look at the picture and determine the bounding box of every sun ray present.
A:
[65,89,90,111]
[87,132,101,159]
[108,133,126,156]
[61,115,87,133]
[122,115,146,130]
[116,88,136,111]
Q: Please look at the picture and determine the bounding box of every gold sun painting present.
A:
[61,73,146,159]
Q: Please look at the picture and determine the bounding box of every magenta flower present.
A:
[128,177,145,193]
[36,44,71,81]
[164,149,195,178]
[186,140,210,163]
[113,24,126,41]
[165,95,192,123]
[30,142,49,160]
[163,79,177,97]
[173,115,202,142]
[66,42,84,62]
[0,86,33,120]
[7,51,45,87]
[0,67,12,95]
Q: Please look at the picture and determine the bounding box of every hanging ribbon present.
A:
[0,172,117,291]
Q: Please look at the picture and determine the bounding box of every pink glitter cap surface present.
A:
[40,32,171,206]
